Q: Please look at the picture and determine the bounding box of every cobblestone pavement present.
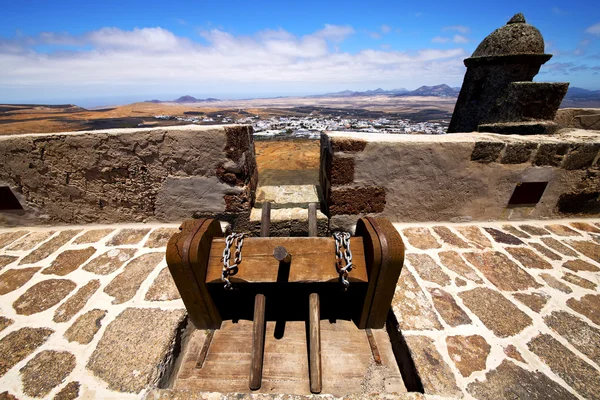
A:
[0,219,598,399]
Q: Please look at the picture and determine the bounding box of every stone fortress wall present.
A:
[0,125,257,226]
[320,130,600,232]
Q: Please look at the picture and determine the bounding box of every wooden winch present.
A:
[166,208,405,394]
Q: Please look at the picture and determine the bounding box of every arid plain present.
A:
[0,95,456,135]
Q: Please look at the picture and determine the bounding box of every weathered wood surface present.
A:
[366,217,405,328]
[308,203,318,237]
[166,219,223,329]
[355,218,382,329]
[355,217,404,329]
[206,237,368,284]
[309,293,322,394]
[250,294,267,390]
[260,202,271,237]
[195,329,214,369]
[174,320,406,396]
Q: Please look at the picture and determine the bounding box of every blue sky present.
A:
[0,0,599,106]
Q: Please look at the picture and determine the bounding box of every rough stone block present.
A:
[87,308,186,393]
[528,334,600,399]
[534,143,569,166]
[13,279,77,315]
[331,137,367,152]
[562,143,600,170]
[471,142,504,163]
[19,350,76,398]
[329,186,386,215]
[467,360,577,399]
[0,327,53,377]
[500,142,537,164]
[330,156,355,185]
[459,287,533,337]
[404,335,462,397]
[0,267,40,295]
[479,121,559,135]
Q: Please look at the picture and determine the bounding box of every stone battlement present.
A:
[321,129,600,231]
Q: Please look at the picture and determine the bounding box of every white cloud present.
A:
[369,32,382,39]
[432,36,450,44]
[586,22,600,35]
[381,25,392,34]
[552,7,563,15]
[452,34,469,44]
[0,25,468,101]
[443,25,470,34]
[313,24,354,42]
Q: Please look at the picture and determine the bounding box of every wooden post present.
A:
[249,202,271,390]
[260,202,271,237]
[308,203,318,237]
[307,202,322,393]
[249,293,267,390]
[309,293,322,394]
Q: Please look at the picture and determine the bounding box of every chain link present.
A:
[221,232,245,290]
[333,231,354,290]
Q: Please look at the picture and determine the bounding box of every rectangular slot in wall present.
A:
[507,182,548,208]
[0,187,23,210]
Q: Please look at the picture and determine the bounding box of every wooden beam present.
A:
[206,237,368,284]
[249,293,267,390]
[308,293,322,394]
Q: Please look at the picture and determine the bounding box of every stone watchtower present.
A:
[448,13,569,134]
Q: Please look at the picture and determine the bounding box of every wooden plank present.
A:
[260,202,271,237]
[365,218,405,328]
[309,293,322,394]
[355,218,382,329]
[188,219,223,329]
[308,203,318,237]
[206,237,368,284]
[166,219,214,328]
[249,293,266,390]
[175,319,406,396]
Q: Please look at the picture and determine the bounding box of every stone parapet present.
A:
[321,130,600,231]
[0,125,257,226]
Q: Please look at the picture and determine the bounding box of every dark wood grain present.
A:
[206,237,368,284]
[260,202,271,237]
[189,218,223,329]
[249,293,267,390]
[195,329,215,369]
[308,203,318,237]
[309,292,322,394]
[354,218,382,329]
[365,217,405,328]
[166,219,214,328]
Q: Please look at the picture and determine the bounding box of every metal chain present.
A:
[333,231,354,290]
[221,232,245,290]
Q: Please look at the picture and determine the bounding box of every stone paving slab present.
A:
[394,218,600,400]
[0,223,184,400]
[0,219,598,399]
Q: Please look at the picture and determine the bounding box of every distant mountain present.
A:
[145,96,220,103]
[173,95,220,103]
[564,87,600,100]
[313,88,409,98]
[408,84,459,97]
[312,85,459,98]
